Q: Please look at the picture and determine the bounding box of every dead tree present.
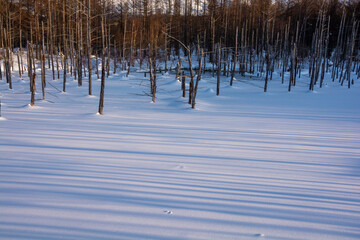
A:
[4,28,12,89]
[31,73,36,106]
[217,41,221,96]
[48,0,55,80]
[107,24,111,78]
[76,1,83,87]
[87,0,92,95]
[191,49,204,109]
[182,71,186,97]
[96,52,99,79]
[176,59,182,81]
[264,13,270,93]
[230,26,238,86]
[98,6,106,115]
[41,22,46,100]
[151,57,157,103]
[187,48,195,104]
[28,43,35,106]
[62,0,67,92]
[122,14,128,71]
[0,60,2,80]
[282,20,290,84]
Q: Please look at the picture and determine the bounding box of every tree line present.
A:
[0,0,359,112]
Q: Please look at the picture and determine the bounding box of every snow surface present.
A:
[1,59,360,239]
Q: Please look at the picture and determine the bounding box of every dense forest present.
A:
[0,0,359,112]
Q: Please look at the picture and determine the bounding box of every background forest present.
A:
[0,0,359,111]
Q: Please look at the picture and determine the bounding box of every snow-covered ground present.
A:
[1,59,360,239]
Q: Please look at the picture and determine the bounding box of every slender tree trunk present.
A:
[62,0,67,92]
[187,49,195,104]
[182,71,186,98]
[230,27,238,86]
[17,50,21,78]
[96,52,99,79]
[176,59,182,81]
[217,41,221,96]
[87,0,92,95]
[211,15,215,77]
[56,46,60,79]
[122,17,127,71]
[28,43,35,106]
[98,10,106,115]
[192,49,203,109]
[151,57,157,103]
[48,0,55,80]
[264,15,270,93]
[113,40,117,74]
[0,60,2,80]
[3,27,12,89]
[107,24,111,78]
[41,22,46,100]
[31,72,36,106]
[77,2,83,86]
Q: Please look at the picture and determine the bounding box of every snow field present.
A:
[0,57,360,239]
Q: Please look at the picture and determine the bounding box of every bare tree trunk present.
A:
[230,27,238,86]
[96,52,99,79]
[62,0,67,92]
[139,24,143,70]
[217,41,221,96]
[289,39,295,92]
[70,27,75,79]
[127,21,134,77]
[0,60,2,80]
[19,13,24,76]
[264,13,271,93]
[77,2,83,86]
[182,71,186,98]
[282,21,289,84]
[149,58,154,95]
[98,9,106,115]
[31,72,36,106]
[41,22,46,100]
[122,17,127,71]
[191,49,203,109]
[239,26,245,76]
[151,57,157,103]
[56,45,60,79]
[164,28,168,73]
[48,0,55,80]
[113,40,117,74]
[107,24,111,78]
[176,59,182,81]
[28,43,35,106]
[0,20,4,81]
[87,0,92,95]
[3,27,12,89]
[17,50,21,78]
[211,15,215,77]
[187,50,195,104]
